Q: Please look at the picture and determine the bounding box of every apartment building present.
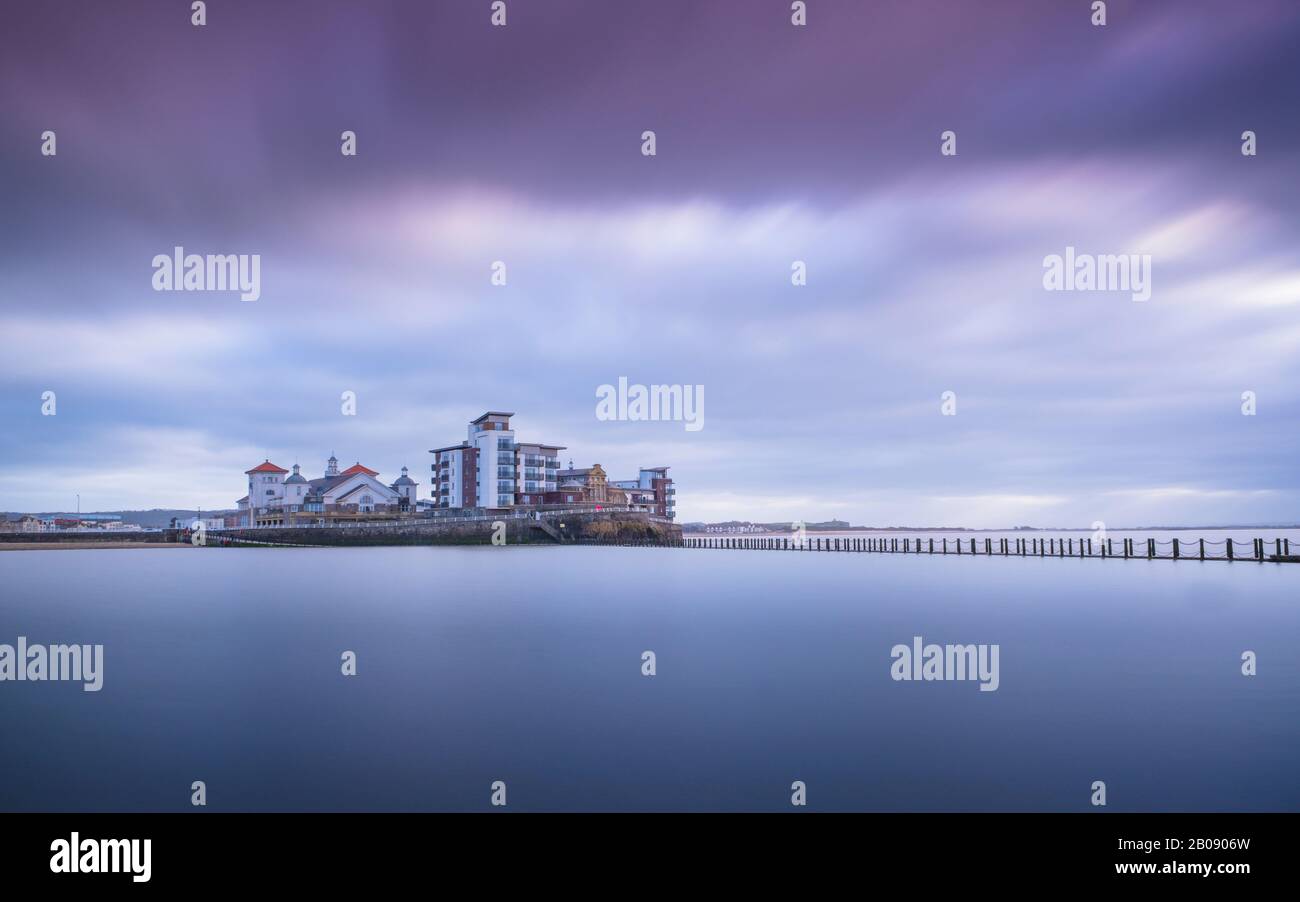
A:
[609,467,676,519]
[430,412,564,510]
[430,411,675,518]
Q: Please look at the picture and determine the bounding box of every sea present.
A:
[2,533,1297,811]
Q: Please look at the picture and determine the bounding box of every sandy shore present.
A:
[0,542,191,551]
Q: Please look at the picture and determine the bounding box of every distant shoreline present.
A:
[0,542,193,551]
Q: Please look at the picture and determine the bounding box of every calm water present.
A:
[1,545,1297,811]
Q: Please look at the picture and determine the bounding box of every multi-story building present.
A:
[430,412,565,510]
[609,467,676,520]
[430,411,675,518]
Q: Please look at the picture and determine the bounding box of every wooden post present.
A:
[1227,539,1233,561]
[1199,538,1204,561]
[930,538,934,554]
[1173,538,1180,559]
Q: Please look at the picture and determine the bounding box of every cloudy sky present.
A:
[2,0,1299,526]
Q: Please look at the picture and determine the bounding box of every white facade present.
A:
[431,412,520,510]
[468,417,516,508]
[239,456,418,526]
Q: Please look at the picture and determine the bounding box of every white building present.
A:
[237,455,419,527]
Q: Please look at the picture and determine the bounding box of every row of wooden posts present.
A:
[682,535,1294,562]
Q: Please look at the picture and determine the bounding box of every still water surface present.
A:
[1,544,1296,811]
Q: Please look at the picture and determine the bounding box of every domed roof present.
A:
[391,465,416,487]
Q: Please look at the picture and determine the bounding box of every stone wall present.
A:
[209,512,681,547]
[0,531,176,544]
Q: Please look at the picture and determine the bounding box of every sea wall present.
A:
[0,531,176,544]
[210,512,681,547]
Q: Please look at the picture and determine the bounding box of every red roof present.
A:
[245,460,289,474]
[339,462,379,477]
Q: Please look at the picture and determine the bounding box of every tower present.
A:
[391,465,418,508]
[326,453,339,478]
[284,463,308,504]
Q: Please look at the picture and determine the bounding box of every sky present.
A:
[2,0,1299,527]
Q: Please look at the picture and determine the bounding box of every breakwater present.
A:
[684,534,1297,562]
